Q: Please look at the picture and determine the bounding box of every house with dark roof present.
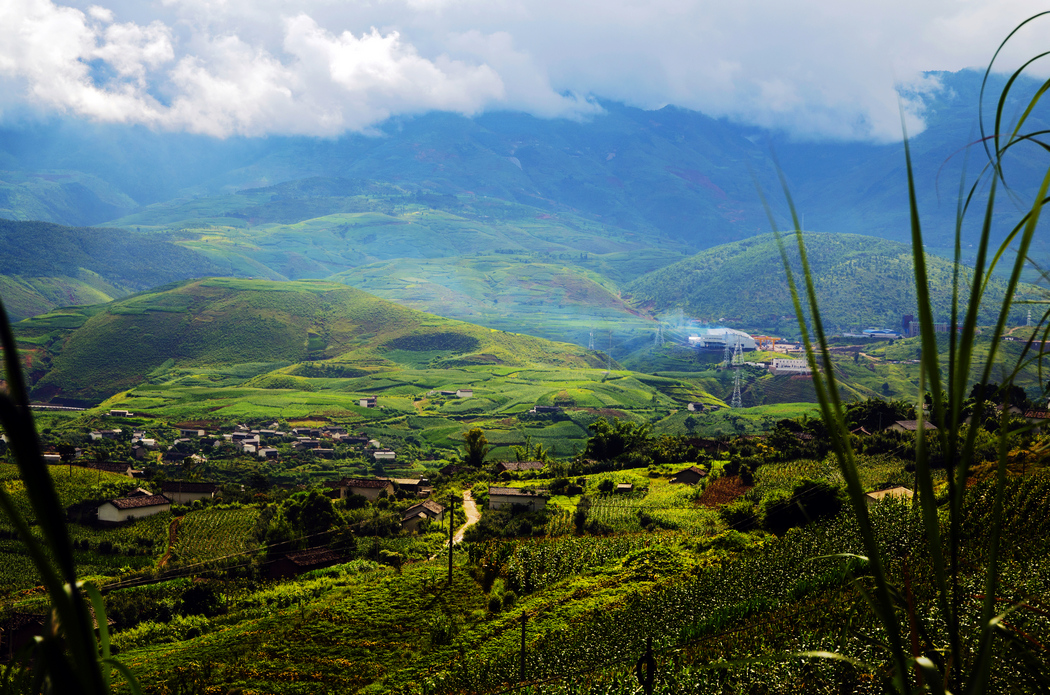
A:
[98,494,171,523]
[160,481,218,504]
[268,547,345,579]
[332,478,395,501]
[669,466,708,485]
[888,420,938,433]
[615,483,634,494]
[496,461,546,474]
[402,500,445,533]
[393,478,429,495]
[488,486,549,512]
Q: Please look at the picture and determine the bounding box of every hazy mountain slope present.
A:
[331,254,665,347]
[0,70,1044,255]
[0,220,228,319]
[625,232,1035,333]
[22,278,606,402]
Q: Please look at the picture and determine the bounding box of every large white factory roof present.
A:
[687,328,757,350]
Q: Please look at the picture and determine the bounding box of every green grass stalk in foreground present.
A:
[761,14,1050,693]
[0,300,140,690]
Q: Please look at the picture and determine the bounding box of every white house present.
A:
[456,389,474,399]
[98,494,171,523]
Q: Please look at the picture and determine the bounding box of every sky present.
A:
[1,0,1048,142]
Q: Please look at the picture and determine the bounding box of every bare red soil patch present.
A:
[697,476,753,507]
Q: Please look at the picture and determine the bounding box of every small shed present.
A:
[669,466,708,485]
[268,547,345,579]
[615,483,634,494]
[865,486,915,506]
[98,494,171,524]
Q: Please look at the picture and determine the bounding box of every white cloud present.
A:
[2,0,1049,139]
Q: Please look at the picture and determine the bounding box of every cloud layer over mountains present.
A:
[1,0,1047,141]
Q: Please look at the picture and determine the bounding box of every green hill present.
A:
[21,278,608,402]
[0,220,226,319]
[625,232,1035,334]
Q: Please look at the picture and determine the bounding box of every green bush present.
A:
[719,499,760,531]
[762,479,844,535]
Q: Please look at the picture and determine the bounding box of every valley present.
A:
[0,59,1047,695]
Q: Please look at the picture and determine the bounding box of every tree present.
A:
[462,427,490,468]
[584,418,652,461]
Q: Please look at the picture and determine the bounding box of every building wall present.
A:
[346,484,392,501]
[164,490,214,504]
[771,358,811,375]
[98,502,170,523]
[489,495,546,512]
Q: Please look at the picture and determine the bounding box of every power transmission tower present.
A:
[588,330,594,350]
[730,339,743,408]
[654,325,664,346]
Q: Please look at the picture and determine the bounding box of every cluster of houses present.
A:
[159,423,390,463]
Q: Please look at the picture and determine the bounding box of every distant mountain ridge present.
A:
[0,70,1045,256]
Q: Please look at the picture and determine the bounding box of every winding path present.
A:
[454,490,480,544]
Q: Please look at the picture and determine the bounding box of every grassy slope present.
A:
[626,231,1037,334]
[25,278,609,402]
[330,255,659,347]
[0,219,227,320]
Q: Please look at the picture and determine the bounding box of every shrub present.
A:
[718,499,760,531]
[762,479,843,535]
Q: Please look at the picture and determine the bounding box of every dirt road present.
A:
[454,490,480,544]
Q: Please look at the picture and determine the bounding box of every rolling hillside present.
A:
[20,278,609,402]
[0,220,227,319]
[625,232,1037,333]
